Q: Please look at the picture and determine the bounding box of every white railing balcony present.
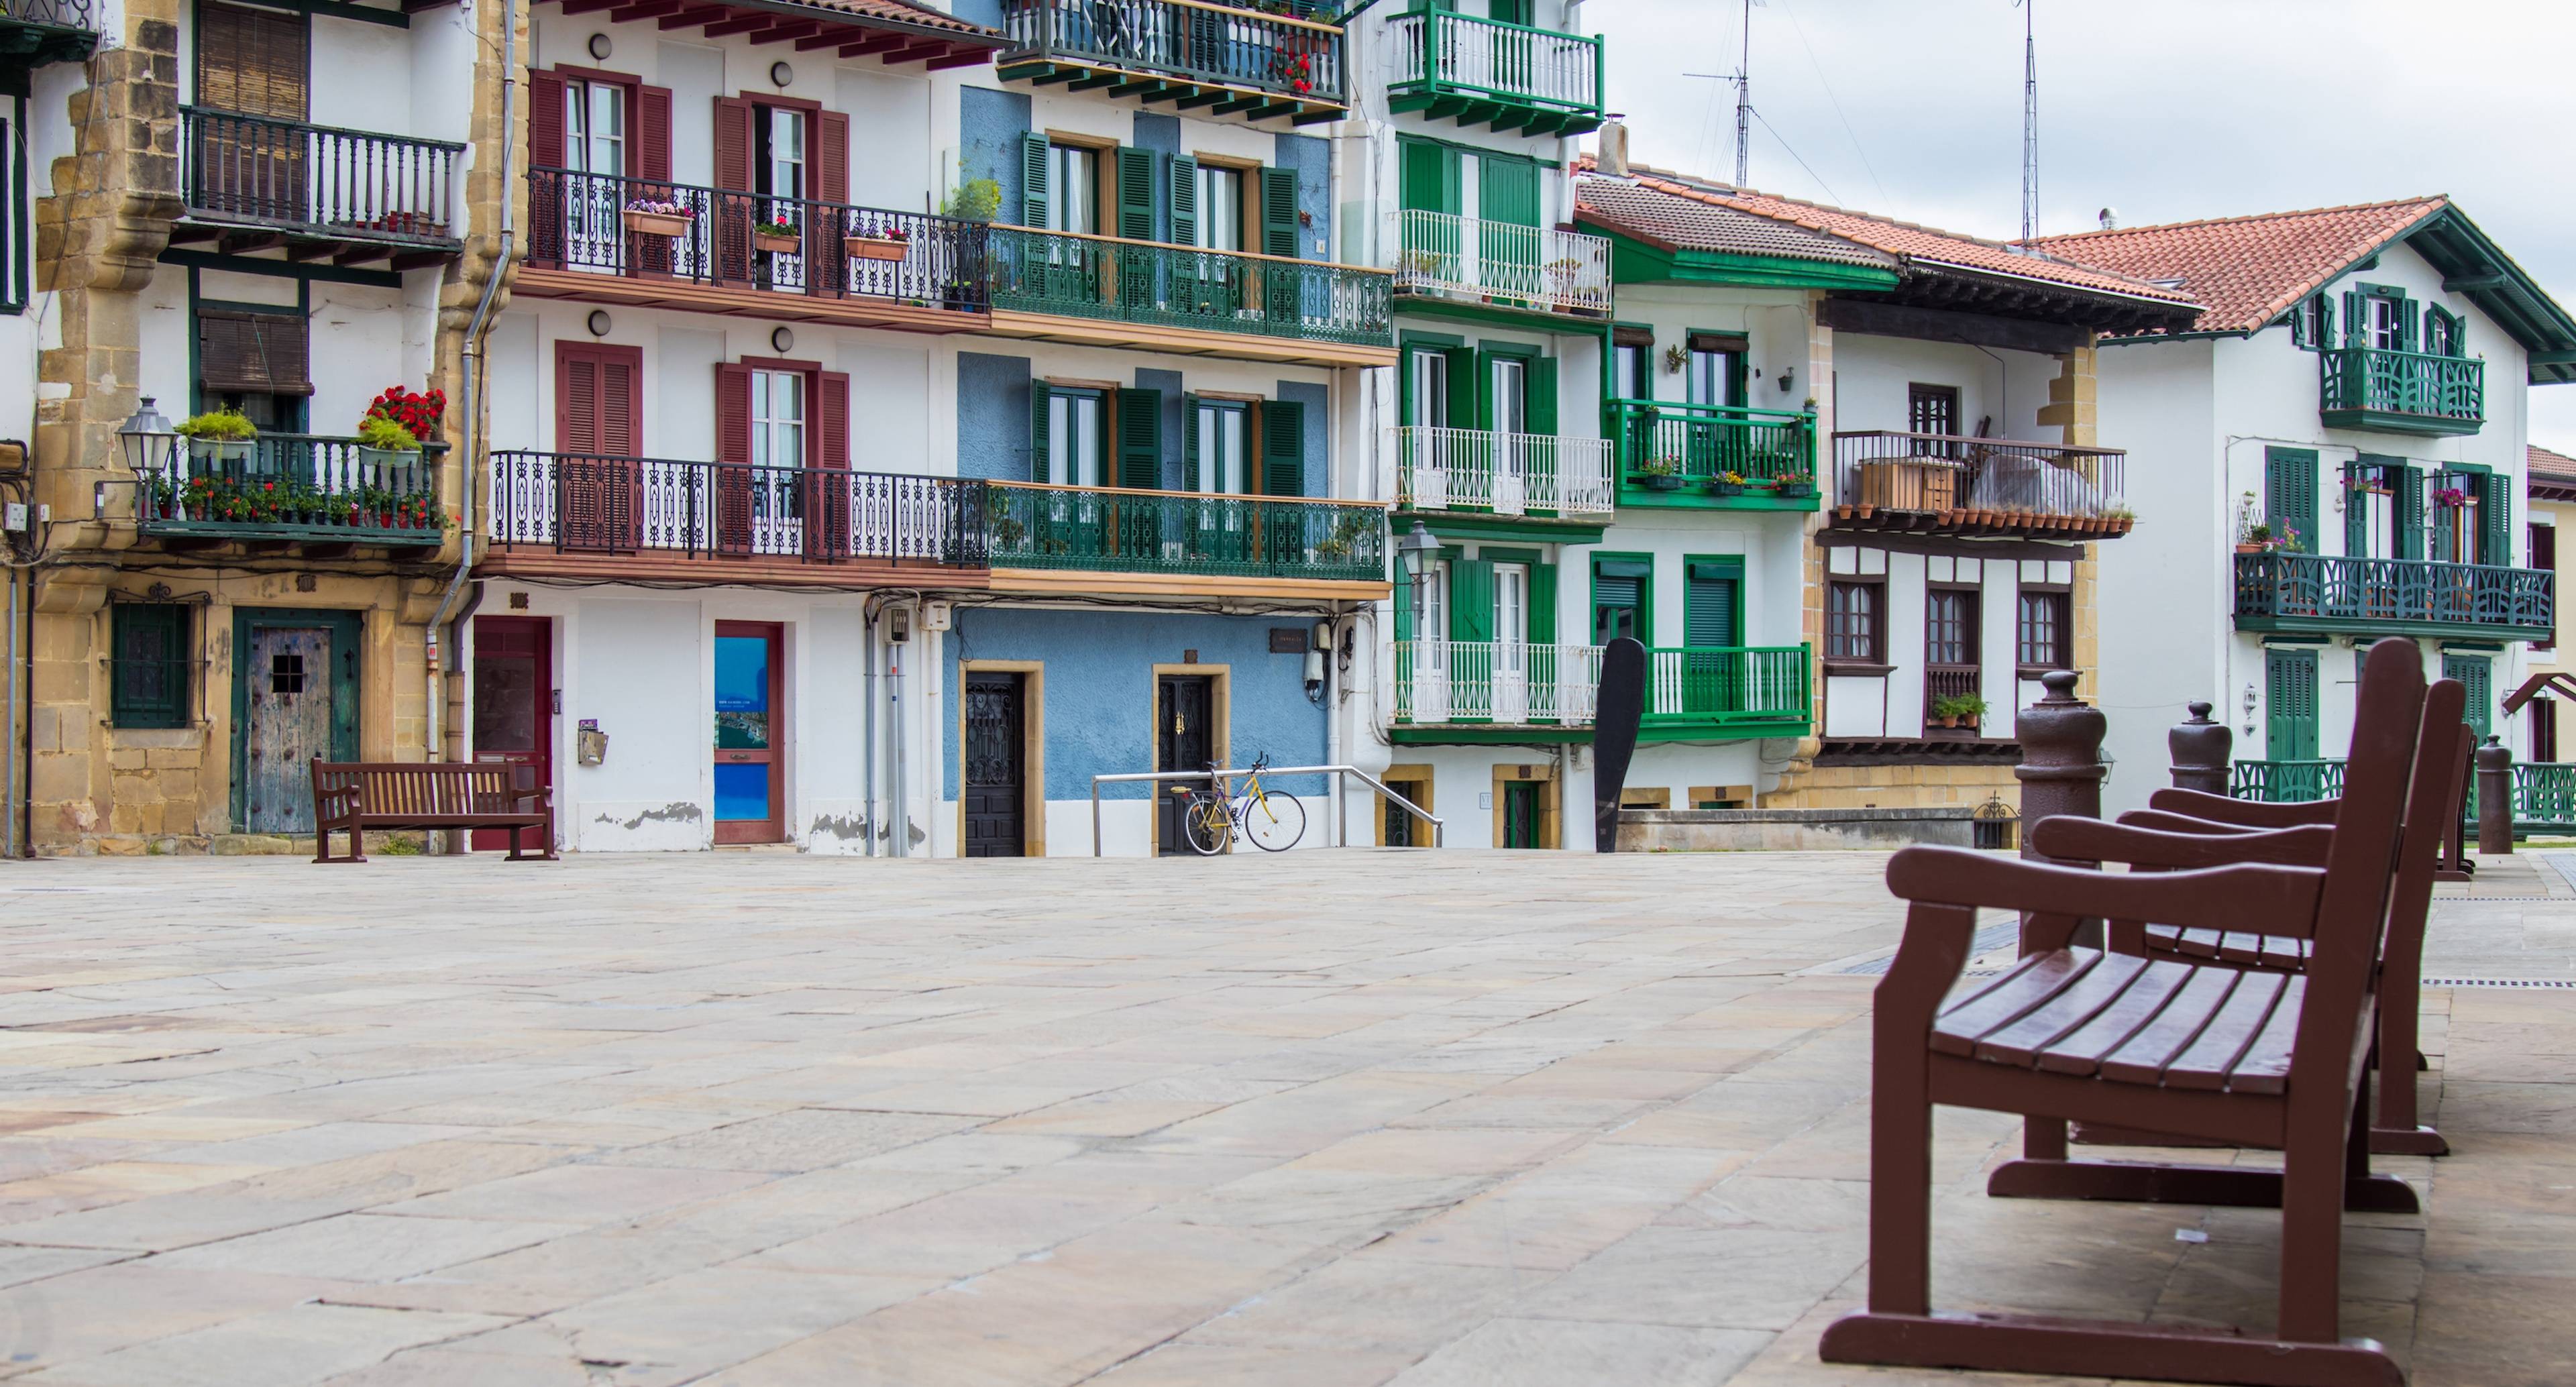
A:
[1391,209,1612,317]
[1395,641,1601,725]
[1389,425,1615,518]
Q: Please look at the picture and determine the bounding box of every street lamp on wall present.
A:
[117,396,172,475]
[1395,520,1442,638]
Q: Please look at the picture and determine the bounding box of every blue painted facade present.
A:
[1275,132,1328,260]
[1136,366,1186,490]
[957,353,1033,482]
[943,609,1328,801]
[959,86,1032,225]
[951,0,1002,28]
[953,89,1328,252]
[1277,378,1328,496]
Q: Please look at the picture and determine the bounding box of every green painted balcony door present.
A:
[2265,647,2320,761]
[1682,559,1743,714]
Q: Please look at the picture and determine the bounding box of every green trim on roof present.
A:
[1588,226,1899,292]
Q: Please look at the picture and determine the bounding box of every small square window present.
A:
[2017,590,2072,671]
[271,652,306,695]
[1827,580,1883,664]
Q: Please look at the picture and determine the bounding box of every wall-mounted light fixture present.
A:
[771,326,795,353]
[586,309,612,337]
[588,32,612,60]
[770,60,793,88]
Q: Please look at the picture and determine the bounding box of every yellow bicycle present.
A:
[1181,753,1306,854]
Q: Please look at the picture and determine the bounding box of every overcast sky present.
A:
[1582,0,2576,449]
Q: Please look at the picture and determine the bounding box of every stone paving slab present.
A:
[0,850,2564,1385]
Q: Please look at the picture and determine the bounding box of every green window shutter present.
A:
[1170,155,1198,248]
[1528,561,1556,647]
[2264,447,2318,553]
[1443,346,1477,426]
[1182,394,1201,489]
[2401,296,2419,352]
[2265,647,2320,761]
[1028,380,1053,482]
[2341,289,2362,347]
[1450,559,1495,643]
[2396,463,2424,560]
[1115,146,1155,242]
[1398,137,1457,215]
[2288,303,2308,349]
[2445,655,2493,739]
[2318,294,2334,347]
[1259,167,1299,259]
[2484,471,2512,567]
[1020,133,1051,228]
[1525,357,1557,436]
[111,605,189,730]
[1260,399,1303,497]
[1684,563,1741,649]
[1116,387,1160,490]
[1477,153,1540,227]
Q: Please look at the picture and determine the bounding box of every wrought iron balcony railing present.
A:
[987,225,1392,346]
[486,452,987,566]
[2320,345,2485,435]
[1389,425,1613,519]
[1391,209,1611,317]
[1384,7,1603,134]
[526,168,988,309]
[2233,552,2554,641]
[1,0,99,28]
[179,107,464,244]
[1829,430,2129,535]
[131,433,447,546]
[1394,641,1809,732]
[1608,400,1815,502]
[984,482,1385,582]
[997,0,1345,117]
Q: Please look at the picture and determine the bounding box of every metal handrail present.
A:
[1088,763,1442,855]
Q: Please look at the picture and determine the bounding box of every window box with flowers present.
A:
[623,199,693,238]
[173,408,257,465]
[1637,455,1686,492]
[1706,470,1746,497]
[753,214,802,255]
[844,219,912,262]
[1772,471,1815,499]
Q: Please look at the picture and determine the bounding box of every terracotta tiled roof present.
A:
[782,0,1001,37]
[1600,170,2196,308]
[1574,175,1896,270]
[2530,445,2576,485]
[2027,197,2448,335]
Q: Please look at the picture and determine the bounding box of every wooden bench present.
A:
[310,759,556,864]
[1820,638,2435,1387]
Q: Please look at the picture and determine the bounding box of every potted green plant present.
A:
[354,413,421,471]
[174,408,257,464]
[1931,692,1988,730]
[1638,455,1686,492]
[2238,522,2271,555]
[1708,469,1746,497]
[1773,471,1815,499]
[941,161,1002,224]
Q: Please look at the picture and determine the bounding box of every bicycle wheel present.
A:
[1182,796,1230,856]
[1240,789,1306,852]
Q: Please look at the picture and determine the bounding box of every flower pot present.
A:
[1937,714,1960,729]
[187,438,252,465]
[2235,542,2265,554]
[1774,481,1814,498]
[753,231,802,255]
[1708,480,1743,496]
[624,209,690,237]
[356,445,416,472]
[845,234,910,262]
[1642,474,1684,492]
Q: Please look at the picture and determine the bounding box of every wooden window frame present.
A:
[2532,522,2557,652]
[1825,575,1887,671]
[2015,583,2072,677]
[110,602,193,730]
[1907,382,1961,440]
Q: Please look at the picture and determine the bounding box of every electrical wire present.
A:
[1772,0,1890,208]
[1751,109,1843,207]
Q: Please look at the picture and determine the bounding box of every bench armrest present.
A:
[2114,808,2275,837]
[1886,845,2324,939]
[2031,817,2332,871]
[2146,787,2339,828]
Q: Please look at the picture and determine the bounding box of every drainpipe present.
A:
[427,0,519,808]
[890,599,911,857]
[862,592,881,857]
[4,561,17,859]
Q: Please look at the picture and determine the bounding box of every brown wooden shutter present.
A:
[810,369,852,558]
[557,351,599,453]
[635,85,672,181]
[712,97,755,283]
[197,3,309,120]
[716,363,752,465]
[197,310,312,396]
[713,97,753,190]
[529,71,567,169]
[555,343,643,551]
[602,351,641,456]
[816,111,849,205]
[817,370,849,470]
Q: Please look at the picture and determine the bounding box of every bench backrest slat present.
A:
[315,761,533,817]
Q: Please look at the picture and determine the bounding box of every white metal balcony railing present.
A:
[1389,425,1615,518]
[1391,209,1611,316]
[1396,641,1601,725]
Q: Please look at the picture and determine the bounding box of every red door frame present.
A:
[713,620,785,844]
[470,615,553,851]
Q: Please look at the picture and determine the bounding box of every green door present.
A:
[1501,779,1540,848]
[1477,153,1540,294]
[1683,559,1743,714]
[2265,647,2320,762]
[2444,653,2492,740]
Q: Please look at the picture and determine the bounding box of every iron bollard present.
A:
[2019,671,2108,949]
[2476,734,2514,856]
[2169,700,2232,795]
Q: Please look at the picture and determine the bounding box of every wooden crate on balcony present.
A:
[1854,458,1959,512]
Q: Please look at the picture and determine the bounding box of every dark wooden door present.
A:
[1501,779,1540,849]
[471,616,552,851]
[963,673,1027,857]
[243,625,333,834]
[1156,674,1214,855]
[713,621,784,843]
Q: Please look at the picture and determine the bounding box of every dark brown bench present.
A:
[1821,638,2438,1387]
[311,759,555,864]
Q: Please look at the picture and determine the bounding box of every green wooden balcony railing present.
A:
[987,225,1393,348]
[1606,399,1816,506]
[1385,7,1603,135]
[2319,345,2485,436]
[2465,761,2576,830]
[130,433,447,547]
[2229,759,2347,804]
[995,0,1346,121]
[984,482,1386,582]
[2233,551,2553,641]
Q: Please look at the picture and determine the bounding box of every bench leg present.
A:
[1818,1312,2403,1387]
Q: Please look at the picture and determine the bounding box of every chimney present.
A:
[1597,117,1629,178]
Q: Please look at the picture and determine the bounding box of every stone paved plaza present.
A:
[0,849,2570,1386]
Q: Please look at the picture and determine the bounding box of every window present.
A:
[761,106,804,201]
[2534,522,2558,651]
[195,303,310,433]
[2424,307,2465,358]
[1826,579,1882,664]
[2534,694,2559,764]
[2366,293,2406,350]
[1926,588,1980,666]
[1612,340,1650,401]
[111,605,191,730]
[2290,293,2331,350]
[1405,348,1448,429]
[1685,333,1742,408]
[565,81,625,176]
[1046,388,1104,486]
[1489,356,1525,435]
[1195,162,1243,251]
[1,109,25,314]
[1050,144,1097,235]
[749,370,804,470]
[1193,398,1247,493]
[1591,558,1649,644]
[1493,563,1528,645]
[2017,588,2070,672]
[1908,383,1960,439]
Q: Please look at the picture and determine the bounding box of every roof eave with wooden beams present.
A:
[1850,260,2202,339]
[162,221,464,272]
[547,0,1006,70]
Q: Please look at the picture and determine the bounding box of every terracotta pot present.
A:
[624,210,690,237]
[753,231,802,254]
[2235,543,2264,554]
[845,235,910,262]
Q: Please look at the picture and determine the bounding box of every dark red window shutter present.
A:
[818,370,849,470]
[636,85,672,182]
[713,97,754,191]
[816,111,849,206]
[601,351,641,456]
[716,363,752,465]
[529,72,566,169]
[557,351,598,453]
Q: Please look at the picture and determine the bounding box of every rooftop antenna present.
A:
[2018,0,2038,241]
[1682,0,1762,187]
